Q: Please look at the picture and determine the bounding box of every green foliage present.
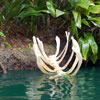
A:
[0,32,11,47]
[0,32,5,37]
[2,41,11,47]
[28,43,32,48]
[0,0,100,63]
[0,0,24,24]
[79,33,98,63]
[72,11,81,29]
[46,0,66,18]
[61,74,72,80]
[66,0,99,63]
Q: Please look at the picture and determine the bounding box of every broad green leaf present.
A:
[82,39,89,60]
[88,17,100,27]
[0,32,6,37]
[79,37,89,60]
[82,19,90,27]
[40,10,50,14]
[84,33,98,55]
[89,5,100,14]
[91,21,100,27]
[91,41,98,55]
[89,53,97,64]
[79,33,98,61]
[46,0,55,18]
[75,0,90,9]
[18,8,42,18]
[72,11,81,29]
[82,9,90,16]
[71,20,78,39]
[88,16,100,21]
[55,9,65,17]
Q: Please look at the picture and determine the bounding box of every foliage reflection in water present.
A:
[0,67,100,100]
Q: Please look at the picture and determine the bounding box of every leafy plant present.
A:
[79,33,98,63]
[0,32,11,47]
[18,0,66,34]
[61,0,99,63]
[0,32,5,37]
[46,0,66,18]
[0,0,24,24]
[0,0,100,63]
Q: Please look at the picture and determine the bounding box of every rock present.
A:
[0,43,56,73]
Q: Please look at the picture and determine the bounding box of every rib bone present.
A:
[33,31,82,79]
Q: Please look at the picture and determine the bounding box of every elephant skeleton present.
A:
[33,31,82,79]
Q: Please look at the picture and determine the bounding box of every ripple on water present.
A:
[0,67,100,100]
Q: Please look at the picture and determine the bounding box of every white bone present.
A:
[37,38,56,68]
[55,36,60,57]
[56,31,70,60]
[33,31,82,79]
[60,51,74,70]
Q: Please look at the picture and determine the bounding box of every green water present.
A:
[0,67,100,100]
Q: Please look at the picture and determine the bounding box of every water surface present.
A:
[0,67,100,100]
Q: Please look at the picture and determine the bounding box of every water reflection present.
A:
[76,67,100,100]
[25,74,78,100]
[0,68,100,100]
[25,67,100,100]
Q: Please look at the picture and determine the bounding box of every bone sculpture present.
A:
[33,31,82,80]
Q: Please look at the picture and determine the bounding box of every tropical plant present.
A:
[0,0,100,63]
[0,0,24,24]
[65,0,100,63]
[0,32,11,47]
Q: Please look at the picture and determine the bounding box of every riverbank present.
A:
[0,22,100,74]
